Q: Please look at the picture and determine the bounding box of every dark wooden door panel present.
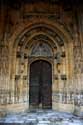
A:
[29,60,52,109]
[29,61,40,107]
[29,86,39,105]
[42,61,52,109]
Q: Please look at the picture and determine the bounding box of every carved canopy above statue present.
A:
[30,42,53,57]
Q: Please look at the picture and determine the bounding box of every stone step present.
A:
[39,120,50,124]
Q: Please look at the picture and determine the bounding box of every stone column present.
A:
[73,9,82,115]
[27,58,29,109]
[52,59,59,110]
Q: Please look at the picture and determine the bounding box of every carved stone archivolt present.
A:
[1,2,83,113]
[9,20,72,107]
[13,24,64,51]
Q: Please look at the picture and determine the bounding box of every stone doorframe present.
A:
[28,57,54,109]
[9,22,73,110]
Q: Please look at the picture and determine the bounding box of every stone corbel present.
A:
[54,74,58,80]
[15,75,20,80]
[61,51,65,58]
[24,53,28,59]
[55,52,61,64]
[23,76,27,80]
[16,51,22,58]
[61,75,67,80]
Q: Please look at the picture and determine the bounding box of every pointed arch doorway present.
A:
[29,60,52,109]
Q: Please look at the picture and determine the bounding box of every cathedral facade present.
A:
[0,0,83,114]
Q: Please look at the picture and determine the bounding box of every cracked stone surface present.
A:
[0,110,83,125]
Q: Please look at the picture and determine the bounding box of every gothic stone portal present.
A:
[29,60,52,109]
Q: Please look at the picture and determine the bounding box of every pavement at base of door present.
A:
[0,110,83,125]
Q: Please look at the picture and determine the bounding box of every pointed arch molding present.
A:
[10,22,73,50]
[9,21,73,82]
[8,21,74,107]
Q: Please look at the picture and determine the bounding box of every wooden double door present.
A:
[29,60,52,109]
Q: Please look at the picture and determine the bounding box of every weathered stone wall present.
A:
[0,2,83,114]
